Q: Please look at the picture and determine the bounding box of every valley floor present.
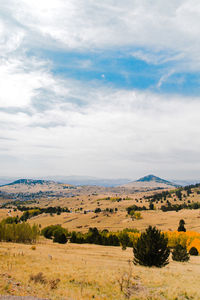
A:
[0,240,199,300]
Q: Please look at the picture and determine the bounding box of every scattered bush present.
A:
[133,226,170,267]
[189,247,199,256]
[178,219,186,232]
[172,244,190,262]
[117,261,135,299]
[49,278,60,290]
[30,272,47,284]
[30,272,60,289]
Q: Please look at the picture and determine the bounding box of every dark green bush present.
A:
[189,247,199,256]
[172,244,190,262]
[177,219,186,232]
[53,229,67,244]
[41,225,68,244]
[133,226,170,267]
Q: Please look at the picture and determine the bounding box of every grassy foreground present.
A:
[0,239,200,299]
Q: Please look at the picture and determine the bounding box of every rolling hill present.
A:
[122,174,178,189]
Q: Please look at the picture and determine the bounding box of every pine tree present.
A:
[133,226,170,267]
[177,219,186,232]
[172,244,190,262]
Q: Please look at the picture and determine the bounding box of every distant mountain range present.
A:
[5,179,55,186]
[0,176,131,188]
[0,174,200,188]
[36,176,131,187]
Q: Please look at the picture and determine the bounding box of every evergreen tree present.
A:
[53,229,67,244]
[172,244,190,262]
[133,226,170,267]
[149,202,154,210]
[189,247,199,256]
[178,219,186,232]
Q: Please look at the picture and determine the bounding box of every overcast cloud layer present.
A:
[0,0,200,180]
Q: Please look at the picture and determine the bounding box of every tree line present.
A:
[0,219,39,243]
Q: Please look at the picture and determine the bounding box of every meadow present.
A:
[0,239,200,300]
[0,183,200,299]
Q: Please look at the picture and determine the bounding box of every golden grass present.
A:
[26,209,200,233]
[0,240,200,299]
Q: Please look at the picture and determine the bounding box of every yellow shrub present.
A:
[188,238,200,253]
[164,230,200,249]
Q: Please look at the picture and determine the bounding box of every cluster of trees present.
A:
[17,205,70,214]
[11,206,71,222]
[93,207,118,214]
[161,202,200,212]
[126,204,147,214]
[41,225,68,244]
[41,226,139,247]
[105,197,122,202]
[144,190,170,202]
[40,220,200,256]
[0,219,39,243]
[70,228,120,246]
[142,183,200,206]
[133,225,199,267]
[128,211,142,220]
[126,203,155,214]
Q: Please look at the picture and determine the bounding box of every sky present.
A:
[0,0,200,180]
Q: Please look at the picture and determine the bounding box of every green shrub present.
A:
[189,247,199,256]
[53,229,67,244]
[177,219,186,232]
[41,225,66,239]
[41,225,68,244]
[172,244,190,262]
[133,226,170,267]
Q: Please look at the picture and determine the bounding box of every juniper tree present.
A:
[172,244,190,262]
[133,226,170,267]
[178,219,186,232]
[189,247,199,256]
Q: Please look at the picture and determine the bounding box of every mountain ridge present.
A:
[3,179,55,186]
[136,174,178,187]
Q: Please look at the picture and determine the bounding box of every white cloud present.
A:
[0,0,200,179]
[1,0,200,70]
[1,73,200,178]
[0,57,53,107]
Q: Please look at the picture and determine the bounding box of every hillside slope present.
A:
[122,174,177,189]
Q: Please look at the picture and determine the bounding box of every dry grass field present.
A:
[0,239,200,300]
[26,209,200,233]
[1,183,200,299]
